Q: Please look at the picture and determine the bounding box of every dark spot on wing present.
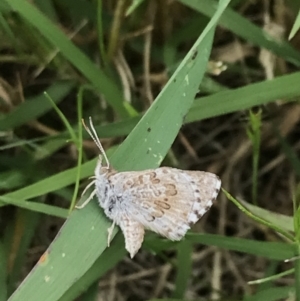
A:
[146,215,155,222]
[205,204,211,211]
[195,210,202,218]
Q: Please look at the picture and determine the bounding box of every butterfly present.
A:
[77,117,221,258]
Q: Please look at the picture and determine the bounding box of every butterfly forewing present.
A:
[109,167,221,241]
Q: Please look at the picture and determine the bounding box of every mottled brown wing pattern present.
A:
[110,167,221,242]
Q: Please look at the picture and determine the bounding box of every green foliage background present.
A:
[0,0,300,300]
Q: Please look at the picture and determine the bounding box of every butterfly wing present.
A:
[110,167,221,241]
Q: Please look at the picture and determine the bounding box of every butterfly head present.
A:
[94,154,115,178]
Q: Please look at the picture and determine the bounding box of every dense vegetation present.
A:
[1,0,300,300]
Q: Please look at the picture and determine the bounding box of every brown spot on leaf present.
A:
[38,251,49,264]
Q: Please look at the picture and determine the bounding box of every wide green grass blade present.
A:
[7,1,231,300]
[5,0,131,118]
[58,233,126,301]
[186,71,300,123]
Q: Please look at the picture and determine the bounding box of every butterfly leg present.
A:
[107,220,116,247]
[81,179,96,198]
[75,189,96,209]
[119,216,145,258]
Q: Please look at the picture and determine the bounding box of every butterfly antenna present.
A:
[82,117,110,169]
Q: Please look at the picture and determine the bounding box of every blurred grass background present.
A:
[1,0,300,300]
